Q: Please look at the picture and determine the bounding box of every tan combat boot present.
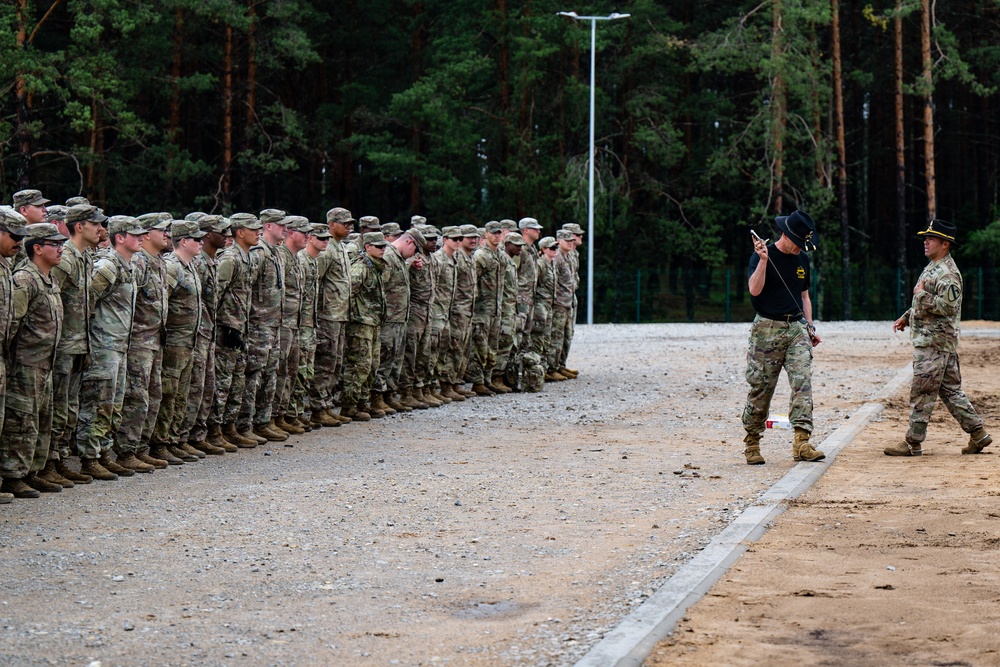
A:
[559,367,578,379]
[253,422,287,442]
[55,458,93,484]
[190,439,226,456]
[490,375,511,393]
[24,472,63,493]
[544,371,567,382]
[207,424,239,452]
[223,423,257,448]
[385,392,411,413]
[962,427,993,455]
[275,415,305,435]
[419,386,443,407]
[340,403,371,422]
[400,388,427,410]
[884,440,922,457]
[369,391,394,416]
[116,451,156,473]
[179,441,207,459]
[100,452,136,476]
[168,445,200,462]
[744,433,765,465]
[80,457,119,480]
[289,415,312,432]
[456,383,476,397]
[2,477,41,498]
[240,426,268,445]
[793,428,826,462]
[472,383,495,397]
[311,409,340,428]
[38,460,75,488]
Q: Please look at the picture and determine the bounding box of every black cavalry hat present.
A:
[775,210,817,252]
[917,219,958,245]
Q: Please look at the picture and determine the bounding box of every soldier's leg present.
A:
[179,333,211,443]
[140,346,164,447]
[937,352,986,434]
[49,352,76,461]
[374,324,394,394]
[294,326,316,418]
[906,347,946,444]
[363,326,382,397]
[387,323,406,394]
[270,325,295,419]
[76,348,123,460]
[250,324,281,428]
[341,325,372,409]
[152,345,186,446]
[167,352,196,445]
[119,345,155,453]
[741,319,786,437]
[783,325,814,433]
[0,366,41,480]
[548,306,569,372]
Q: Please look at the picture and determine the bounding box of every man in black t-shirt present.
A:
[741,210,824,466]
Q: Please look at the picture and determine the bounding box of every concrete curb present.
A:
[574,363,913,667]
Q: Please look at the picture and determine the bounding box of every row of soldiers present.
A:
[0,189,584,501]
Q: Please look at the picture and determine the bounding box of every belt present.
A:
[759,313,803,323]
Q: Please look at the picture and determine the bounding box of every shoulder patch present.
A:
[796,266,806,280]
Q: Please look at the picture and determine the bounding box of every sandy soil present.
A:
[0,322,926,666]
[646,333,1000,667]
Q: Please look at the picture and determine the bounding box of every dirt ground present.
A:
[1,321,984,667]
[646,330,1000,667]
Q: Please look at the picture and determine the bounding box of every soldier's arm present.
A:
[51,254,73,288]
[216,255,236,293]
[917,274,962,317]
[10,273,36,337]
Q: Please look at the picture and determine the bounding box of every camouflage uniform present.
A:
[741,317,813,436]
[294,245,321,419]
[530,245,556,362]
[241,232,283,430]
[118,245,168,454]
[212,240,255,428]
[549,246,576,372]
[77,246,135,459]
[180,242,221,444]
[449,242,477,385]
[275,240,303,419]
[50,238,92,461]
[342,248,386,409]
[1,259,63,478]
[901,252,985,444]
[375,242,410,394]
[468,240,503,385]
[401,239,435,393]
[561,245,580,368]
[0,255,13,444]
[496,248,519,379]
[429,244,457,386]
[314,237,352,411]
[151,248,202,447]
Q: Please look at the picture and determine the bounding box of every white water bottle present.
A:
[766,414,791,430]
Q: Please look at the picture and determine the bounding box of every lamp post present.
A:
[556,10,629,325]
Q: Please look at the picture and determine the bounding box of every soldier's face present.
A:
[0,231,22,258]
[543,247,557,258]
[20,204,47,225]
[366,243,386,258]
[79,219,102,246]
[522,227,540,243]
[308,236,328,252]
[573,234,583,247]
[924,237,949,261]
[124,233,144,253]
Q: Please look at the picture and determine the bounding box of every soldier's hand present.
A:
[412,254,425,269]
[753,238,768,262]
[807,324,821,347]
[893,315,908,332]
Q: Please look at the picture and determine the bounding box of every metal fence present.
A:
[584,265,1000,323]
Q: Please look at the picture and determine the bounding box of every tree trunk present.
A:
[832,0,851,319]
[168,7,184,144]
[241,1,258,210]
[15,0,31,188]
[770,0,785,215]
[920,0,935,221]
[410,3,424,213]
[895,0,907,305]
[221,22,234,207]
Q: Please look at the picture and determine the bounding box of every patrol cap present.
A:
[362,231,388,247]
[309,223,331,239]
[185,212,208,222]
[381,222,401,237]
[46,205,68,222]
[198,215,231,234]
[170,219,207,240]
[107,215,147,237]
[25,223,67,242]
[499,219,517,232]
[518,217,542,231]
[504,232,526,246]
[0,206,29,237]
[259,208,288,225]
[442,226,463,239]
[411,215,427,225]
[420,225,440,239]
[556,229,575,241]
[137,212,172,231]
[405,227,426,248]
[539,236,557,249]
[917,218,958,245]
[459,224,479,237]
[284,216,312,233]
[13,189,50,208]
[327,207,355,225]
[347,232,360,244]
[358,215,381,230]
[66,204,108,225]
[562,223,585,235]
[484,221,503,234]
[229,213,263,230]
[65,196,90,207]
[477,227,486,238]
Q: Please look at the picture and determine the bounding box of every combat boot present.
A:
[25,472,63,493]
[150,444,186,464]
[222,423,257,449]
[275,415,305,435]
[544,371,567,382]
[744,433,765,465]
[38,460,75,488]
[55,458,93,484]
[962,427,993,455]
[289,415,312,432]
[240,427,268,445]
[310,409,338,428]
[2,477,40,498]
[80,457,119,480]
[137,447,169,468]
[472,383,495,397]
[341,403,371,422]
[369,391,394,416]
[456,384,477,397]
[420,386,443,407]
[436,385,459,402]
[792,428,826,462]
[253,422,287,442]
[190,439,226,456]
[168,445,200,462]
[207,424,238,452]
[331,408,352,424]
[385,392,411,413]
[179,441,207,459]
[884,440,922,457]
[0,491,11,503]
[559,367,578,379]
[100,452,136,476]
[490,375,512,393]
[116,451,155,473]
[401,388,428,410]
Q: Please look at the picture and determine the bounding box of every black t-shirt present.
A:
[747,244,811,319]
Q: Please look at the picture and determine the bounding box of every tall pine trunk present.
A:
[832,0,851,318]
[15,0,31,188]
[920,0,935,221]
[895,0,907,307]
[241,1,257,210]
[221,23,234,208]
[770,0,786,215]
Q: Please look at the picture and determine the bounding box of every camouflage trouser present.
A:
[152,344,195,446]
[342,322,380,408]
[741,316,813,437]
[516,300,534,355]
[313,320,347,410]
[906,347,984,444]
[448,312,473,385]
[375,321,407,393]
[548,305,572,371]
[429,318,450,386]
[51,352,86,460]
[293,326,317,417]
[401,305,431,390]
[495,312,517,376]
[560,300,576,367]
[467,315,500,384]
[0,364,52,478]
[240,321,279,429]
[179,332,213,443]
[76,348,127,459]
[119,336,163,453]
[212,332,247,427]
[274,326,299,417]
[530,302,552,361]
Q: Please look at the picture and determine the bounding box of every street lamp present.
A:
[557,10,629,325]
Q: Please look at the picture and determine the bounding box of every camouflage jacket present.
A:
[131,248,168,340]
[430,249,457,323]
[407,250,434,319]
[10,261,63,370]
[250,238,284,324]
[534,254,556,310]
[90,248,136,352]
[452,249,477,320]
[163,253,202,347]
[349,252,386,327]
[51,240,92,355]
[500,250,518,325]
[472,245,503,322]
[317,240,351,323]
[278,244,303,330]
[553,249,575,308]
[516,244,539,316]
[380,243,410,324]
[906,253,963,352]
[215,243,255,335]
[297,249,320,330]
[192,250,220,340]
[0,256,12,357]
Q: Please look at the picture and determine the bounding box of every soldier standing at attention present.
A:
[340,232,388,421]
[742,210,824,466]
[272,216,310,437]
[429,227,461,404]
[296,224,332,428]
[372,229,420,416]
[886,220,992,457]
[450,225,479,397]
[0,224,64,498]
[0,208,28,502]
[400,226,437,410]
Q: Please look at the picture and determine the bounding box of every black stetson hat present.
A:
[775,210,817,252]
[917,219,958,245]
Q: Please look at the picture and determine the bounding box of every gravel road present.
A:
[0,322,912,666]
